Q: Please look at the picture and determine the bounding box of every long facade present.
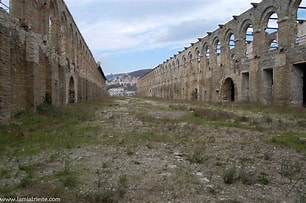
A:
[137,0,306,106]
[0,0,107,123]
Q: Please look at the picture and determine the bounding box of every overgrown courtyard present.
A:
[0,97,305,202]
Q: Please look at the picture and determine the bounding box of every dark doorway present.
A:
[294,63,306,106]
[242,72,250,101]
[69,76,75,104]
[222,78,235,102]
[263,68,273,104]
[192,88,198,100]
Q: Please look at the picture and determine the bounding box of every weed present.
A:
[18,163,37,177]
[117,174,128,198]
[0,168,10,179]
[269,134,306,152]
[186,147,209,164]
[223,166,236,184]
[126,148,134,156]
[85,190,116,203]
[258,172,269,185]
[193,108,232,121]
[101,132,173,147]
[216,161,225,167]
[263,116,273,123]
[93,164,127,202]
[238,166,256,185]
[36,93,52,114]
[295,193,306,203]
[96,162,111,188]
[280,159,302,180]
[0,185,16,197]
[56,160,78,187]
[207,185,219,195]
[18,176,35,188]
[174,167,199,185]
[237,115,249,122]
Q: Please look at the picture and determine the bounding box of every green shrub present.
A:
[223,166,236,184]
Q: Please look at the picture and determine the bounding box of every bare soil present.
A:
[0,97,305,202]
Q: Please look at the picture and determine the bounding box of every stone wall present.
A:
[0,0,107,123]
[137,0,306,107]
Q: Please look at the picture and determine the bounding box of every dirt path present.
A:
[0,97,305,202]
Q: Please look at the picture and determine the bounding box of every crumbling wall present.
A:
[138,0,306,107]
[0,0,107,124]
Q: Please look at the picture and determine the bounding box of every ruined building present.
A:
[137,0,306,107]
[0,0,107,123]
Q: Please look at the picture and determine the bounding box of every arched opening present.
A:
[265,13,278,34]
[269,39,278,51]
[297,0,306,45]
[214,38,221,66]
[205,46,210,59]
[245,24,254,58]
[0,0,10,13]
[263,68,273,104]
[192,88,198,101]
[222,78,235,102]
[69,76,75,104]
[188,52,193,69]
[183,56,187,66]
[215,39,221,55]
[294,63,306,107]
[229,33,235,50]
[195,49,201,72]
[265,12,279,51]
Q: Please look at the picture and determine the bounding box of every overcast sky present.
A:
[1,0,262,75]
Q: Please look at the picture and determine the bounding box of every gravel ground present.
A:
[0,97,305,202]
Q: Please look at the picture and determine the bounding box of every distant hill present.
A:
[106,69,152,81]
[129,69,152,78]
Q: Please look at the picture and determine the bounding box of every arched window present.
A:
[265,12,279,51]
[265,13,278,34]
[229,34,235,50]
[188,52,193,69]
[269,39,278,51]
[297,0,306,44]
[195,49,201,63]
[205,46,210,59]
[245,24,254,57]
[0,0,10,12]
[215,39,221,55]
[183,56,187,68]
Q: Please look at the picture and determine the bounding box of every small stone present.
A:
[200,177,210,184]
[196,172,203,177]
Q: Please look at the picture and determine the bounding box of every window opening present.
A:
[0,0,9,12]
[266,13,279,50]
[245,24,254,57]
[297,1,306,44]
[265,13,278,34]
[229,34,235,50]
[216,40,221,55]
[206,46,210,59]
[269,39,278,51]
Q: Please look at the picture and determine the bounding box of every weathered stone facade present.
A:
[137,0,306,107]
[0,0,107,123]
